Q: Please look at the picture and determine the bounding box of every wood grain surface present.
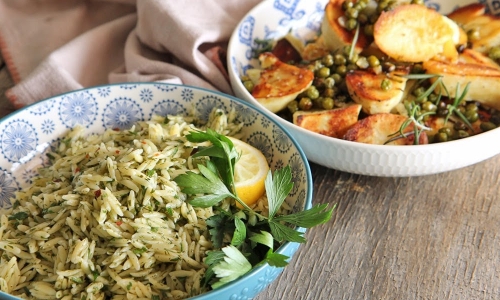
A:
[1,54,499,300]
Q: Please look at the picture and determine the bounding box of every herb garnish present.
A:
[174,129,334,288]
[389,74,474,144]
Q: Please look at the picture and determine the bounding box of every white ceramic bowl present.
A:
[0,83,312,300]
[228,0,500,177]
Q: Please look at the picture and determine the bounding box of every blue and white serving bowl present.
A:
[0,83,312,300]
[228,0,500,177]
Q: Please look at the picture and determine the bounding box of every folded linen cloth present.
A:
[0,0,262,108]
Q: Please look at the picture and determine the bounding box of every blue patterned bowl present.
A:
[227,0,500,177]
[0,83,312,300]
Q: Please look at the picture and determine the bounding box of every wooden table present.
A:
[1,55,500,300]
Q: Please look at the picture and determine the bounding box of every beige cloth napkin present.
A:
[0,0,262,108]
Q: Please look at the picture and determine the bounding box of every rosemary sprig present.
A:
[385,101,434,145]
[392,74,474,144]
[445,82,474,131]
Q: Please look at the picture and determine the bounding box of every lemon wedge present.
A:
[229,137,270,207]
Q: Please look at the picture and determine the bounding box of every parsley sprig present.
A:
[173,129,334,289]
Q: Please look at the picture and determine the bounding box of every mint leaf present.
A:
[273,203,335,228]
[231,217,246,247]
[269,220,305,243]
[249,231,274,250]
[211,245,252,289]
[266,166,293,219]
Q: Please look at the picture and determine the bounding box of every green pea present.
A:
[322,54,334,67]
[305,86,320,100]
[381,78,392,91]
[489,47,500,61]
[331,73,342,84]
[358,13,368,25]
[465,103,479,112]
[346,8,359,19]
[480,121,497,132]
[287,101,299,113]
[336,65,348,76]
[316,67,331,78]
[299,97,313,110]
[243,81,254,93]
[436,132,448,142]
[439,127,452,135]
[364,24,374,36]
[465,110,479,123]
[323,88,335,98]
[367,55,380,67]
[413,86,426,97]
[334,54,347,66]
[422,101,437,112]
[467,29,480,41]
[345,18,358,30]
[324,77,335,89]
[412,63,425,74]
[322,97,335,110]
[457,130,469,139]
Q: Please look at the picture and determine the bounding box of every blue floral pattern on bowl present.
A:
[0,83,313,300]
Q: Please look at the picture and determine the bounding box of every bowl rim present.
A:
[0,82,315,299]
[226,0,500,153]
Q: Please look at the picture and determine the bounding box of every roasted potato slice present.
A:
[374,4,460,62]
[458,48,500,70]
[301,36,330,62]
[250,53,314,113]
[423,52,500,110]
[345,69,409,115]
[344,113,428,145]
[321,0,370,53]
[447,3,486,25]
[447,3,500,54]
[293,104,362,138]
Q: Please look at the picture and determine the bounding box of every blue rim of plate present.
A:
[0,82,314,299]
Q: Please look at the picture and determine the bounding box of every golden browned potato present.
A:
[447,2,486,25]
[293,104,362,138]
[343,113,428,145]
[451,10,500,54]
[250,53,314,113]
[345,69,410,115]
[374,4,460,62]
[423,50,500,110]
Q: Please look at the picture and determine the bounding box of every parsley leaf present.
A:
[231,217,246,247]
[211,245,252,289]
[174,164,234,208]
[206,213,232,248]
[264,251,289,267]
[266,166,294,219]
[273,203,335,228]
[249,231,274,250]
[203,250,226,286]
[269,221,306,243]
